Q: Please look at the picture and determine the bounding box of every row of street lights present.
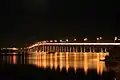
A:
[41,37,120,43]
[48,37,103,42]
[30,37,120,48]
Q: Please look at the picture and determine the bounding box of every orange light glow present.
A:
[54,53,58,70]
[74,52,77,73]
[27,52,107,74]
[84,53,88,74]
[50,54,53,69]
[59,53,63,71]
[96,53,100,75]
[13,55,16,64]
[65,52,69,72]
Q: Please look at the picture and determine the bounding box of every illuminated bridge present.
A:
[26,41,120,53]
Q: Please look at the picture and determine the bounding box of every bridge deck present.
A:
[27,43,120,49]
[41,43,120,45]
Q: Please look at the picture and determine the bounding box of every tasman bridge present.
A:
[26,37,120,53]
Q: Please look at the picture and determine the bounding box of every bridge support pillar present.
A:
[90,47,91,52]
[93,48,95,52]
[67,46,69,52]
[73,46,74,52]
[80,47,82,52]
[49,46,51,52]
[44,46,46,52]
[76,47,78,52]
[53,46,55,52]
[105,48,107,52]
[65,46,66,52]
[101,48,103,52]
[46,46,48,52]
[84,47,85,52]
[61,46,62,52]
[56,46,59,52]
[43,46,45,52]
[70,47,71,52]
[62,46,63,52]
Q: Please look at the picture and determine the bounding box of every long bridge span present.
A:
[26,42,120,53]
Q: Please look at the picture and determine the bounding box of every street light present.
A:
[46,40,49,42]
[114,37,117,42]
[84,38,87,41]
[50,40,53,42]
[43,41,46,43]
[60,40,62,42]
[66,39,68,42]
[115,37,117,40]
[54,40,57,42]
[100,37,102,40]
[97,38,99,40]
[96,38,100,43]
[74,39,76,41]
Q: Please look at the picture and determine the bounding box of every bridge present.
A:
[26,41,120,53]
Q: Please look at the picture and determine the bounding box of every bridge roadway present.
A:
[40,43,120,45]
[27,43,120,53]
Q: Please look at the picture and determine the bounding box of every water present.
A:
[0,52,119,80]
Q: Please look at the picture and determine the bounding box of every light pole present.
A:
[66,39,68,42]
[74,39,76,41]
[54,40,57,42]
[50,40,53,42]
[84,38,87,42]
[100,37,102,40]
[99,37,102,42]
[97,38,99,42]
[114,37,117,42]
[60,40,62,42]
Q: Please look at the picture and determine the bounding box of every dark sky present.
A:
[0,0,120,47]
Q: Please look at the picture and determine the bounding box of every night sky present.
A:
[0,0,120,47]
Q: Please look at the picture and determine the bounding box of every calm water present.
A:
[0,52,119,80]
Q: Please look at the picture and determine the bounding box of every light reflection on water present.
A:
[0,52,109,75]
[27,52,109,75]
[1,52,120,80]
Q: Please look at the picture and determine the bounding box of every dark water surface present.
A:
[0,52,119,80]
